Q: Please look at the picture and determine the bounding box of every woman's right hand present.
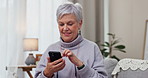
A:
[43,57,65,78]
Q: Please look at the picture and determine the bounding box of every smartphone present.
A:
[48,51,62,62]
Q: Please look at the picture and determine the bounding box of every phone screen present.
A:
[48,51,62,62]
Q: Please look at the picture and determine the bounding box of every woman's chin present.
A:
[62,37,73,42]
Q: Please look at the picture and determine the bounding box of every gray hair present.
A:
[56,2,83,22]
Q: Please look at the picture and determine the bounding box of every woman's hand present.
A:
[62,49,83,67]
[43,57,65,78]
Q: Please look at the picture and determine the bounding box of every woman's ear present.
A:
[78,20,83,29]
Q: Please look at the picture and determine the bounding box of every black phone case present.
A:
[48,51,62,62]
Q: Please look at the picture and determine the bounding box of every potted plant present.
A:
[97,33,126,61]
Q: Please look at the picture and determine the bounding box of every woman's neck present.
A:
[60,35,83,48]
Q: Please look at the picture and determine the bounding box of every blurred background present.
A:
[0,0,148,78]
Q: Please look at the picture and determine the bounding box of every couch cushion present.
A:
[104,58,118,78]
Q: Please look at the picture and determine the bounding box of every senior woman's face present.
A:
[58,14,82,42]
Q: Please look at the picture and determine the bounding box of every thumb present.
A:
[47,57,51,63]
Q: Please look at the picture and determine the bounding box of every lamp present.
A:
[23,38,38,65]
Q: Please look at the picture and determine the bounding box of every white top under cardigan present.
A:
[35,35,108,78]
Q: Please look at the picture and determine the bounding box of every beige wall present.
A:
[109,0,148,59]
[76,0,97,42]
[75,0,105,43]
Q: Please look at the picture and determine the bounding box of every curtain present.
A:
[39,0,69,52]
[38,0,67,52]
[25,0,68,77]
[26,0,68,53]
[0,0,26,78]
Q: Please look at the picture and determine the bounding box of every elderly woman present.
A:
[35,2,108,78]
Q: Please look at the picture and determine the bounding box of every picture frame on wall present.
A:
[143,20,148,59]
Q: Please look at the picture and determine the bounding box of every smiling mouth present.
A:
[63,32,72,36]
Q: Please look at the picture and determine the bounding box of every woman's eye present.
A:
[68,23,73,26]
[59,23,64,26]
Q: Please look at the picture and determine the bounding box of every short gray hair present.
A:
[56,2,83,22]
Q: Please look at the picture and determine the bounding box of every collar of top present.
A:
[60,35,83,48]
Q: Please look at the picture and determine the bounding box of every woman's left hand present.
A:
[62,49,83,67]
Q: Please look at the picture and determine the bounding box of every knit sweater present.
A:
[35,35,108,78]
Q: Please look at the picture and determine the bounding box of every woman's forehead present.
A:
[58,14,77,22]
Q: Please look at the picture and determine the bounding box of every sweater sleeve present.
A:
[77,44,108,78]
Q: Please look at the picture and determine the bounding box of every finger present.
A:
[62,49,65,56]
[47,57,51,63]
[64,50,71,57]
[56,61,65,70]
[67,51,73,56]
[52,60,65,72]
[52,58,63,65]
[65,50,73,57]
[62,49,68,56]
[54,59,65,69]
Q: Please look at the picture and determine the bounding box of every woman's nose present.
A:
[63,25,68,31]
